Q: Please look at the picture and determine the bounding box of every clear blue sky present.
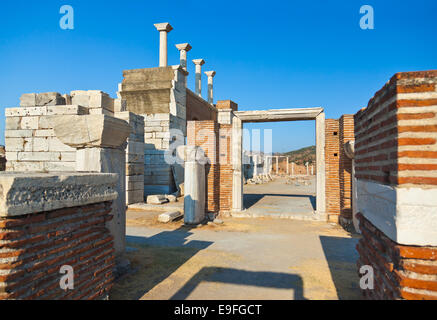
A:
[1,0,436,152]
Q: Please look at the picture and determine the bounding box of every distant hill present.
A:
[280,146,315,165]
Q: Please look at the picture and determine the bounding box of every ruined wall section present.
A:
[354,70,437,300]
[186,89,218,122]
[121,66,187,196]
[115,112,145,204]
[4,91,118,173]
[0,172,117,300]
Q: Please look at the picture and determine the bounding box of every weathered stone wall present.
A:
[186,89,217,121]
[0,172,118,300]
[115,112,145,204]
[5,91,118,172]
[121,66,187,196]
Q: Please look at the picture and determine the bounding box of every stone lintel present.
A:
[0,172,118,217]
[235,107,324,122]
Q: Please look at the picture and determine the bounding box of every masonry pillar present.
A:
[176,43,192,86]
[154,22,173,67]
[232,115,243,211]
[276,156,279,175]
[193,59,205,97]
[205,71,216,104]
[182,146,207,225]
[253,155,258,176]
[286,157,289,175]
[52,114,131,256]
[316,112,326,216]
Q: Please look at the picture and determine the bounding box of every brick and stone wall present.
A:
[339,115,354,226]
[354,70,437,300]
[0,172,118,300]
[357,213,437,300]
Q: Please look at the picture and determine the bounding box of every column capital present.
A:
[176,43,192,52]
[192,59,205,66]
[204,71,216,78]
[154,22,173,32]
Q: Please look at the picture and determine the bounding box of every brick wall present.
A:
[354,70,437,186]
[355,70,437,300]
[324,116,354,224]
[339,115,354,225]
[218,124,233,212]
[325,119,340,221]
[357,213,437,300]
[187,120,219,213]
[0,201,115,300]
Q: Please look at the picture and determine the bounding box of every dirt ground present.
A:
[110,211,362,300]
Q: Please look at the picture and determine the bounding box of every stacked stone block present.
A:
[120,66,187,196]
[5,91,118,173]
[5,104,88,172]
[115,111,145,204]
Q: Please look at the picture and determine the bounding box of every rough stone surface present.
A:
[147,194,169,205]
[0,172,118,217]
[52,114,131,149]
[158,211,182,223]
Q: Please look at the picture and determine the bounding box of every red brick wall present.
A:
[0,201,115,300]
[357,213,437,300]
[339,115,354,224]
[325,119,340,220]
[354,70,437,186]
[187,120,234,214]
[187,120,219,213]
[218,124,233,212]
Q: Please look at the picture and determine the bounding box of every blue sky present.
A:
[0,0,436,152]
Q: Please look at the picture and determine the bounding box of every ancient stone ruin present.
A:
[1,22,436,300]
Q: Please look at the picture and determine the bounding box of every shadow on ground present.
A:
[244,193,316,210]
[110,226,212,300]
[170,267,307,300]
[319,235,361,300]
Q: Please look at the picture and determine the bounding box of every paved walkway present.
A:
[110,213,362,300]
[240,176,318,220]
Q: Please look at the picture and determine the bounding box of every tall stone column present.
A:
[306,162,309,176]
[181,146,207,225]
[205,71,216,104]
[154,22,173,67]
[291,162,295,176]
[253,155,258,177]
[286,157,289,175]
[193,59,205,97]
[176,43,192,86]
[52,114,131,256]
[316,112,326,216]
[276,156,279,175]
